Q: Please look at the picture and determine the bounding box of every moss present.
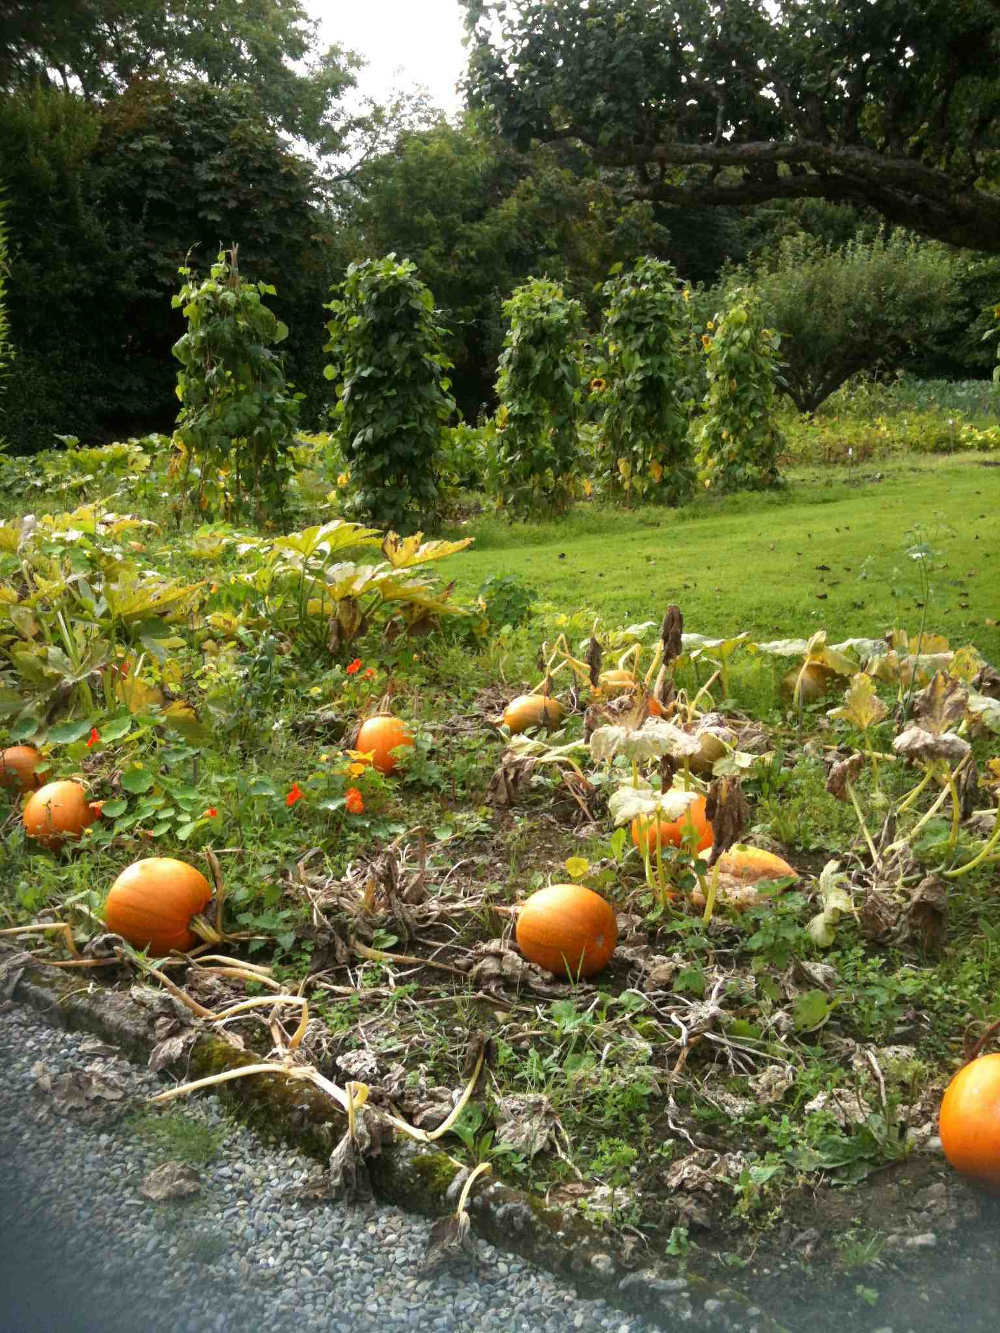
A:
[186,1036,337,1161]
[369,1139,460,1215]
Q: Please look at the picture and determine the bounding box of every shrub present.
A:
[597,257,694,506]
[751,231,964,414]
[695,288,783,492]
[323,255,455,534]
[492,277,584,518]
[172,247,300,521]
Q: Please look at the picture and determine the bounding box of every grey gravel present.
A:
[0,1002,657,1333]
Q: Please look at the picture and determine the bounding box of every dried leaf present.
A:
[148,1032,194,1074]
[914,672,968,735]
[586,635,602,687]
[422,1209,475,1270]
[704,777,748,864]
[893,726,970,767]
[139,1162,200,1201]
[825,751,865,801]
[495,1094,559,1156]
[660,605,683,663]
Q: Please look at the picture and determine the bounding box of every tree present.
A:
[464,0,1000,252]
[0,0,357,154]
[747,231,965,413]
[0,194,10,433]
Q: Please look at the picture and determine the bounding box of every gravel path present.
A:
[0,1001,655,1333]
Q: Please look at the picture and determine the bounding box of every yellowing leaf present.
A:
[380,532,473,568]
[564,857,590,881]
[828,673,887,732]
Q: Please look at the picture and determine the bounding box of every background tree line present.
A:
[1,0,999,453]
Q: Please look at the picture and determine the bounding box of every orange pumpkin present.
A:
[356,714,414,775]
[502,694,564,734]
[714,845,797,882]
[23,780,101,850]
[515,883,618,979]
[631,795,713,855]
[105,857,213,955]
[0,745,47,793]
[939,1054,1000,1188]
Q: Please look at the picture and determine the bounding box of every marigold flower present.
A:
[86,727,100,748]
[285,781,305,807]
[346,658,362,675]
[345,787,364,815]
[347,761,367,778]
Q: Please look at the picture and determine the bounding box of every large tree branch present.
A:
[572,137,1000,251]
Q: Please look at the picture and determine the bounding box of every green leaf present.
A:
[48,720,94,744]
[100,715,134,742]
[99,798,128,819]
[121,766,156,794]
[793,990,833,1032]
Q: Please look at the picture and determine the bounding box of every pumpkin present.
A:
[105,857,212,955]
[714,845,798,883]
[781,662,837,705]
[939,1053,1000,1188]
[0,745,47,793]
[22,780,101,850]
[632,794,713,855]
[502,694,564,734]
[356,714,414,775]
[515,883,617,979]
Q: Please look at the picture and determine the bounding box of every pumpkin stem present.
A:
[189,913,224,945]
[966,1016,1000,1063]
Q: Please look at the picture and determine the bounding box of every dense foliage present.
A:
[464,0,1000,251]
[172,248,300,521]
[597,258,694,505]
[324,255,456,533]
[492,278,584,518]
[695,288,784,492]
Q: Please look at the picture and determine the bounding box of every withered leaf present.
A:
[829,673,887,733]
[893,725,970,767]
[660,605,683,663]
[704,777,748,865]
[826,751,865,801]
[913,671,967,735]
[139,1162,201,1201]
[148,1031,195,1074]
[422,1210,475,1271]
[899,875,947,957]
[494,1094,558,1157]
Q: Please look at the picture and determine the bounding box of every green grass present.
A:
[445,453,1000,660]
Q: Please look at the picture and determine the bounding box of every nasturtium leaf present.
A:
[100,715,134,742]
[121,766,155,794]
[48,720,94,744]
[793,990,833,1032]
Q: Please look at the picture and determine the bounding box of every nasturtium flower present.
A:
[345,787,364,814]
[363,667,376,679]
[285,782,304,807]
[346,659,362,675]
[86,727,100,748]
[204,807,218,819]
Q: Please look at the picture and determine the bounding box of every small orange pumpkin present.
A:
[632,795,713,855]
[105,857,213,955]
[23,780,101,850]
[714,845,797,882]
[502,694,564,734]
[939,1053,1000,1188]
[356,714,414,775]
[515,883,618,979]
[0,745,47,793]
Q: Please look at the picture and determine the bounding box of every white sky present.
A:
[306,0,469,114]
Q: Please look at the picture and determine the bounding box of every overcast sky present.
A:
[307,0,469,113]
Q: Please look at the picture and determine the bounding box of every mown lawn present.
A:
[445,453,1000,662]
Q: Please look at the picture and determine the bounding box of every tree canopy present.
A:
[463,0,1000,251]
[0,0,357,152]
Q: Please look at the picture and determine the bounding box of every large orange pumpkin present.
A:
[515,883,618,979]
[105,857,213,955]
[632,795,713,855]
[0,745,47,793]
[939,1054,1000,1188]
[23,780,101,849]
[502,694,564,734]
[356,714,414,775]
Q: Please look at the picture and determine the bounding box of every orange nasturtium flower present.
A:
[204,808,218,819]
[346,658,362,675]
[347,761,367,778]
[363,667,376,679]
[345,787,364,815]
[285,781,305,807]
[86,727,100,748]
